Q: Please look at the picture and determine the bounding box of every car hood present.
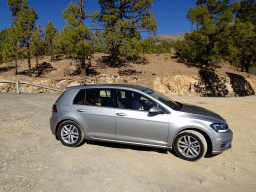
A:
[178,103,226,122]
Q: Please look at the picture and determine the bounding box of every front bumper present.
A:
[212,130,233,154]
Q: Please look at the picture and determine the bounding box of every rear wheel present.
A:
[173,130,207,161]
[58,121,84,147]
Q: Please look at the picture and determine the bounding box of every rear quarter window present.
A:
[73,89,85,105]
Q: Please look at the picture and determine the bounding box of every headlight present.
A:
[210,123,230,133]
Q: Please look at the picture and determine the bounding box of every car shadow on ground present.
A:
[82,140,169,154]
[80,139,220,159]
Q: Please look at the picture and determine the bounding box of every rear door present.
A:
[73,88,116,140]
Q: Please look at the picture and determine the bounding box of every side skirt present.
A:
[91,137,172,150]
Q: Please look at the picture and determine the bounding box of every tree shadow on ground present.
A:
[118,69,142,76]
[34,62,56,77]
[132,57,148,65]
[96,56,126,68]
[171,54,222,70]
[54,55,64,61]
[70,67,100,77]
[185,61,221,70]
[17,62,56,77]
[195,69,229,97]
[96,55,148,68]
[69,61,100,77]
[0,65,16,73]
[226,72,255,96]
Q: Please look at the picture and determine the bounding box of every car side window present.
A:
[73,89,85,105]
[116,90,159,111]
[86,89,112,107]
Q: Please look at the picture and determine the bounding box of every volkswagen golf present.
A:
[50,84,233,161]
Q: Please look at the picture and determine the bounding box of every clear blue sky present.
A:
[0,0,197,38]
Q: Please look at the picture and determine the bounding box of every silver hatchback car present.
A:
[50,84,233,161]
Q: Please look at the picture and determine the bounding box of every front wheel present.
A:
[173,130,207,161]
[57,121,84,147]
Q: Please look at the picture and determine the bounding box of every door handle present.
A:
[77,109,85,112]
[116,113,126,116]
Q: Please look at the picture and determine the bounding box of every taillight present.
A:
[52,105,57,113]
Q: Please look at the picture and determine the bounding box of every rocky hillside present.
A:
[0,53,255,97]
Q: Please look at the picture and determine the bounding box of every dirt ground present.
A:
[0,93,255,192]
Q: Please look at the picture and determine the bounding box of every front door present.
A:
[114,89,169,146]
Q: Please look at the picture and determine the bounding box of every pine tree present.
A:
[45,22,58,62]
[180,0,234,65]
[0,28,8,63]
[1,26,21,74]
[31,24,45,68]
[7,0,24,18]
[55,27,73,58]
[91,0,158,66]
[58,1,94,76]
[13,0,38,77]
[78,0,87,26]
[231,0,256,72]
[6,0,25,74]
[232,0,256,27]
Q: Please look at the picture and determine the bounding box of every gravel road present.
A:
[0,93,255,192]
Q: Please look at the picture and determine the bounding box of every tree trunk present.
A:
[50,42,54,62]
[36,55,38,68]
[15,57,18,75]
[110,43,120,67]
[86,58,91,76]
[245,57,251,72]
[80,55,86,77]
[79,0,83,26]
[27,43,32,77]
[15,41,20,75]
[241,64,244,72]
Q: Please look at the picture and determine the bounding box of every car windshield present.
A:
[139,88,180,110]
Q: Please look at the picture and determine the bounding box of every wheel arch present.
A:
[174,128,213,155]
[55,119,84,140]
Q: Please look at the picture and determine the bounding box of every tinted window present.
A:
[73,89,85,105]
[140,88,179,110]
[86,89,112,107]
[116,90,162,111]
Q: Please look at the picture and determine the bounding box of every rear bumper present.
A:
[50,113,59,135]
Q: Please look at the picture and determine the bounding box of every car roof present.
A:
[66,84,149,91]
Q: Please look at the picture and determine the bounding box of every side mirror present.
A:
[149,106,163,114]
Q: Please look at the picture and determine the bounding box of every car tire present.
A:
[173,130,207,161]
[58,121,84,147]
